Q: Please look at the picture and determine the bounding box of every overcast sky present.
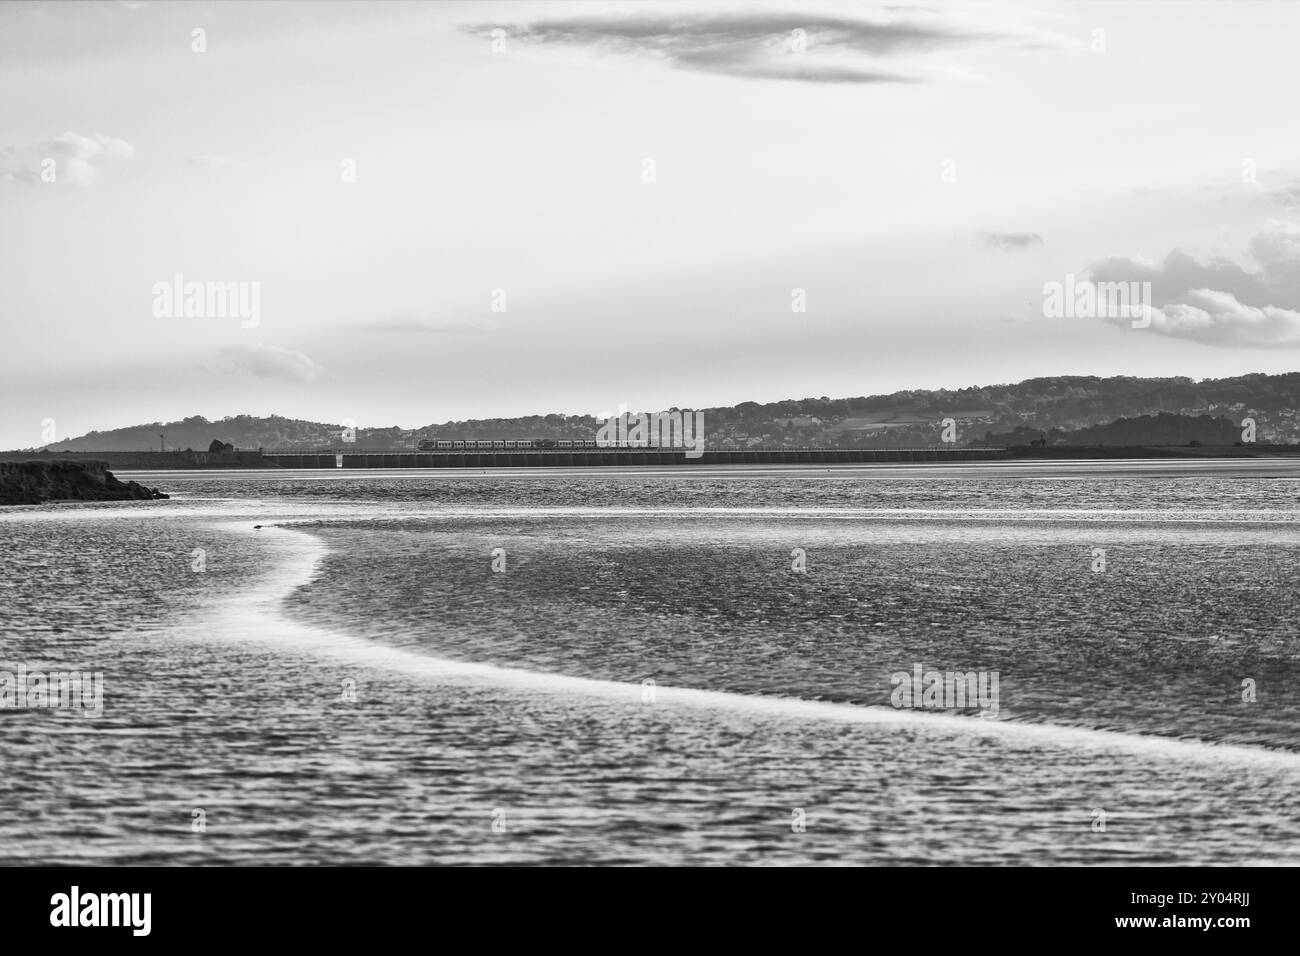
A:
[2,0,1299,448]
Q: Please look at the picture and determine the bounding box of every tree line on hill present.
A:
[984,413,1245,448]
[19,372,1298,452]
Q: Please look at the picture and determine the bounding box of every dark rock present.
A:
[0,460,169,506]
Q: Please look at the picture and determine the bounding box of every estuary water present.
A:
[1,461,1298,865]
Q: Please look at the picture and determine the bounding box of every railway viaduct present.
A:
[258,446,1011,468]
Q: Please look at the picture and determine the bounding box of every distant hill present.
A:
[17,372,1299,452]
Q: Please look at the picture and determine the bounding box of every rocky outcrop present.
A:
[0,460,169,506]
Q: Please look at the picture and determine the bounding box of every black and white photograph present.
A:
[0,0,1294,926]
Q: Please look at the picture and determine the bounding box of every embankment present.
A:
[0,450,282,470]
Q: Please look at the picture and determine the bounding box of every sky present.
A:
[2,0,1299,448]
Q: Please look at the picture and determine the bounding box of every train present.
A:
[416,438,604,451]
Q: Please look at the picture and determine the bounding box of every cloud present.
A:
[979,230,1043,251]
[1088,221,1300,347]
[220,344,324,383]
[1141,291,1300,348]
[1267,180,1300,210]
[469,8,1059,84]
[0,131,134,186]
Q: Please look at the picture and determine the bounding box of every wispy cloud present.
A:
[1091,221,1300,347]
[0,131,133,186]
[1267,179,1300,210]
[469,7,1063,84]
[979,230,1044,252]
[219,343,324,383]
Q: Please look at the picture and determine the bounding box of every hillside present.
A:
[985,413,1245,448]
[17,372,1299,452]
